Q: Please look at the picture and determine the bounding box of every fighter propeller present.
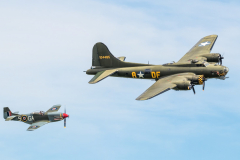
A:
[63,108,69,128]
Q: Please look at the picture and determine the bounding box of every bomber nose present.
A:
[224,67,229,74]
[63,113,69,119]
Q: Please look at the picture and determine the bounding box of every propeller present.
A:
[64,108,66,128]
[188,83,196,94]
[218,54,224,65]
[63,108,69,128]
[202,77,207,91]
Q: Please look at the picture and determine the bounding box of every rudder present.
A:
[3,107,12,119]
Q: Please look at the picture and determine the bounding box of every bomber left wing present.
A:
[136,73,195,100]
[27,121,49,131]
[46,104,61,113]
[177,35,218,63]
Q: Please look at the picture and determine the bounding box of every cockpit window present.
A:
[145,69,151,74]
[196,64,204,67]
[204,62,210,67]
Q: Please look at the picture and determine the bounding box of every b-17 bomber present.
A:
[3,105,69,131]
[86,35,229,100]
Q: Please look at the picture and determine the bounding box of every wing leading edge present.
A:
[136,73,196,100]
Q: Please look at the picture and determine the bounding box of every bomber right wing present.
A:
[136,73,195,100]
[88,69,118,84]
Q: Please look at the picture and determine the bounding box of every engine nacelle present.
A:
[186,75,205,85]
[201,53,220,63]
[173,81,191,90]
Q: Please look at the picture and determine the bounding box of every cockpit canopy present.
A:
[32,111,45,115]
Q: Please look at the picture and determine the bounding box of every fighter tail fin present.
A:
[3,107,12,119]
[92,43,149,68]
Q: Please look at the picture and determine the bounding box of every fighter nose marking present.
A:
[63,113,69,119]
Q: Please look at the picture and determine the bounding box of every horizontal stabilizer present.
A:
[117,56,126,61]
[5,116,17,121]
[89,69,118,84]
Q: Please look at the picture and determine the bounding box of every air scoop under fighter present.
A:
[86,35,229,100]
[3,105,69,131]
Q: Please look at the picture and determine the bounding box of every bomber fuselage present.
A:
[86,63,229,80]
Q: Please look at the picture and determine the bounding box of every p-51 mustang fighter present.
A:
[3,105,69,131]
[86,35,229,100]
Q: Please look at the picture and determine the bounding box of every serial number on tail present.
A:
[99,56,110,59]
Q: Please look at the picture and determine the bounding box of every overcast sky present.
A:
[0,0,240,160]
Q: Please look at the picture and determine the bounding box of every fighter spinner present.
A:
[3,105,69,131]
[86,35,229,100]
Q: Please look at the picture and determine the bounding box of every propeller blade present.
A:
[219,54,224,65]
[192,85,196,94]
[203,81,205,91]
[64,108,66,114]
[64,118,66,128]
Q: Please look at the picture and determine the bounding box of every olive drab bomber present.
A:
[86,35,229,100]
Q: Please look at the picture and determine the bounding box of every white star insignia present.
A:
[137,71,144,78]
[199,41,211,47]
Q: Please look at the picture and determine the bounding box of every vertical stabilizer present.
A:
[92,42,149,68]
[3,107,12,119]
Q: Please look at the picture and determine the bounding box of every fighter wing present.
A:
[27,121,49,131]
[88,69,118,84]
[177,35,218,63]
[136,73,195,100]
[46,104,61,113]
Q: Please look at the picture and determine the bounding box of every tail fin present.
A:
[92,43,149,68]
[3,107,12,119]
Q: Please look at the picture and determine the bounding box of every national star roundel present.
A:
[51,107,57,111]
[21,115,27,122]
[137,71,144,78]
[198,41,211,47]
